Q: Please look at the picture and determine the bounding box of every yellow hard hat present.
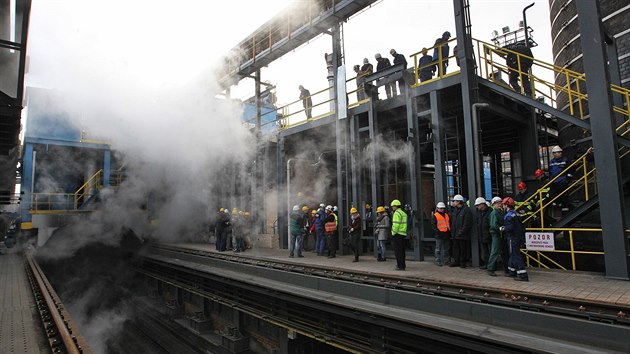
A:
[350,207,358,214]
[219,207,224,212]
[311,209,317,214]
[232,208,238,215]
[302,206,309,212]
[245,212,250,217]
[365,203,371,208]
[391,199,402,207]
[376,206,385,213]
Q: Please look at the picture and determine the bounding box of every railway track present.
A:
[24,253,92,354]
[150,243,630,327]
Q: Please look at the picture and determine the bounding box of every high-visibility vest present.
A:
[392,209,408,236]
[434,212,450,232]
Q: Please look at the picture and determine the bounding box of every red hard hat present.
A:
[502,197,515,207]
[517,182,527,191]
[534,168,544,178]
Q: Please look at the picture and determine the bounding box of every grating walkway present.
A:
[169,242,630,307]
[0,254,47,354]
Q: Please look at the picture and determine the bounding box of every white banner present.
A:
[525,232,555,251]
[336,65,347,119]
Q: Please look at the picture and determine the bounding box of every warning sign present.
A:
[525,232,555,251]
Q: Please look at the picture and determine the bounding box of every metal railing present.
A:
[73,169,102,209]
[30,170,103,212]
[521,228,630,271]
[410,37,460,87]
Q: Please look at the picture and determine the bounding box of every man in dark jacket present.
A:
[433,31,451,76]
[418,47,435,82]
[390,49,407,96]
[289,205,304,258]
[449,194,473,268]
[506,44,534,97]
[502,197,529,281]
[348,207,362,262]
[215,208,226,251]
[299,85,313,118]
[315,204,326,256]
[474,197,491,269]
[375,53,394,99]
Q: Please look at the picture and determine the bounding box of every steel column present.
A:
[103,150,110,187]
[431,91,447,205]
[277,137,287,249]
[332,23,347,252]
[454,0,478,199]
[576,0,629,280]
[406,93,423,261]
[368,89,380,258]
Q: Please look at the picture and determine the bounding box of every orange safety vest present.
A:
[434,212,450,232]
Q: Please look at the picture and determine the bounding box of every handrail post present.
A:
[569,230,576,270]
[539,190,544,227]
[583,157,589,201]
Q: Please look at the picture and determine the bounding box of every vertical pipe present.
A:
[472,103,489,197]
[522,3,535,48]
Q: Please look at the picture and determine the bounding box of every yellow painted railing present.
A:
[110,164,126,187]
[521,228,630,271]
[73,169,102,209]
[30,193,76,212]
[410,37,460,88]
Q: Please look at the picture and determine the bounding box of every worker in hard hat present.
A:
[289,205,305,258]
[514,181,536,224]
[315,204,327,256]
[215,208,226,251]
[501,197,529,281]
[549,145,572,211]
[374,206,390,262]
[390,199,408,270]
[301,206,312,252]
[474,197,491,269]
[375,52,394,99]
[324,205,338,258]
[449,194,472,268]
[431,202,451,266]
[231,208,243,253]
[364,203,374,241]
[348,207,362,262]
[433,31,451,76]
[486,197,505,276]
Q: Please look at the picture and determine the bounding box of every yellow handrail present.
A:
[74,169,103,209]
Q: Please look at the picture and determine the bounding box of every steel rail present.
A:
[24,253,92,354]
[150,244,630,326]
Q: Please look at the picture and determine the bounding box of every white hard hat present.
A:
[319,203,325,208]
[436,202,446,209]
[326,205,333,211]
[363,58,369,64]
[223,208,229,213]
[333,206,338,211]
[474,197,487,206]
[375,53,382,59]
[491,197,502,205]
[293,205,299,211]
[551,146,563,153]
[453,194,465,202]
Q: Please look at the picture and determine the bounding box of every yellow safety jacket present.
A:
[391,209,408,236]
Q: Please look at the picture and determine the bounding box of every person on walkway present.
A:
[231,208,243,252]
[433,31,451,76]
[374,206,390,261]
[375,53,394,99]
[364,203,374,245]
[390,199,408,270]
[302,206,312,252]
[506,44,534,97]
[431,202,451,266]
[349,207,362,262]
[289,205,304,258]
[486,197,504,276]
[501,197,529,281]
[390,49,407,96]
[315,204,326,256]
[215,208,226,251]
[299,85,313,119]
[354,65,365,101]
[418,47,435,82]
[449,194,472,268]
[325,205,338,258]
[474,197,491,269]
[548,145,571,211]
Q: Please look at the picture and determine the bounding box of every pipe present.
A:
[286,158,293,248]
[472,103,489,198]
[522,3,535,48]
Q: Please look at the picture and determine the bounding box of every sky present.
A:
[26,0,553,111]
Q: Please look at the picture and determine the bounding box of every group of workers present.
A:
[214,207,253,253]
[432,195,529,281]
[287,200,411,271]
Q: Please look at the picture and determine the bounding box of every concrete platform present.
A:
[169,242,630,307]
[0,254,47,354]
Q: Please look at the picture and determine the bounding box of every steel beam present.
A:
[453,0,477,199]
[406,91,423,261]
[431,90,447,205]
[576,0,629,280]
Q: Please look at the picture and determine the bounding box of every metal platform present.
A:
[166,242,630,307]
[0,253,47,354]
